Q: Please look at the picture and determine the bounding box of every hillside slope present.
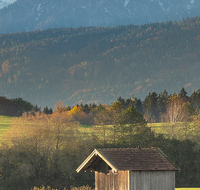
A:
[0,17,200,107]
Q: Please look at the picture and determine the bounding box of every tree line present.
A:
[44,88,200,124]
[9,87,200,127]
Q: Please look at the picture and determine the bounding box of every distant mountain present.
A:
[0,0,200,33]
[0,0,15,9]
[0,1,8,9]
[0,17,200,108]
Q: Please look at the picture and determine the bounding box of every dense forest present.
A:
[0,16,200,107]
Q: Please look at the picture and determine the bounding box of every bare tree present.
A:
[161,94,187,139]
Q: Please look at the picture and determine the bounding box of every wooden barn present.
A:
[76,147,178,190]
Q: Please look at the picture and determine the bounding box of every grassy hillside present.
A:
[0,115,13,138]
[0,116,199,145]
[0,16,200,107]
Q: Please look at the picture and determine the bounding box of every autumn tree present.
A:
[161,89,192,139]
[160,94,177,138]
[175,101,195,139]
[0,105,95,190]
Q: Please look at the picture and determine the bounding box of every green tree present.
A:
[11,97,33,116]
[191,111,200,146]
[143,92,158,122]
[178,87,188,99]
[43,106,53,114]
[190,89,200,110]
[119,105,147,145]
[157,90,168,116]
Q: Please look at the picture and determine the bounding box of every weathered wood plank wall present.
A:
[95,170,129,190]
[130,171,175,190]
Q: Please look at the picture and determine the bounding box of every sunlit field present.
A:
[0,117,198,144]
[78,122,199,143]
[0,115,13,138]
[147,122,198,140]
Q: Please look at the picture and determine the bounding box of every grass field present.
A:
[0,115,13,138]
[0,116,199,144]
[147,122,199,141]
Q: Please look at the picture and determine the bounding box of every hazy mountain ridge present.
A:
[0,1,9,9]
[0,0,200,33]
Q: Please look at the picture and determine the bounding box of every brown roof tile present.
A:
[97,147,178,171]
[76,147,178,173]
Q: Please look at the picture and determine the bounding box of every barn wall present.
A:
[95,170,129,190]
[130,171,175,190]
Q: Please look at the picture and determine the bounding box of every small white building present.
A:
[76,147,178,190]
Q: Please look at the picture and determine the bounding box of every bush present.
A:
[70,186,94,190]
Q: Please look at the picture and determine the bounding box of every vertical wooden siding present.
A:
[130,171,175,190]
[95,170,129,190]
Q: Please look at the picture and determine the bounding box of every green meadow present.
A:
[0,117,199,143]
[147,122,199,141]
[0,115,14,139]
[79,122,199,142]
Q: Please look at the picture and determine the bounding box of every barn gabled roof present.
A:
[76,147,178,173]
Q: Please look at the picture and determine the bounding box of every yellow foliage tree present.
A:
[69,106,82,116]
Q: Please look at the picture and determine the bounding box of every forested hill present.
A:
[1,16,200,108]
